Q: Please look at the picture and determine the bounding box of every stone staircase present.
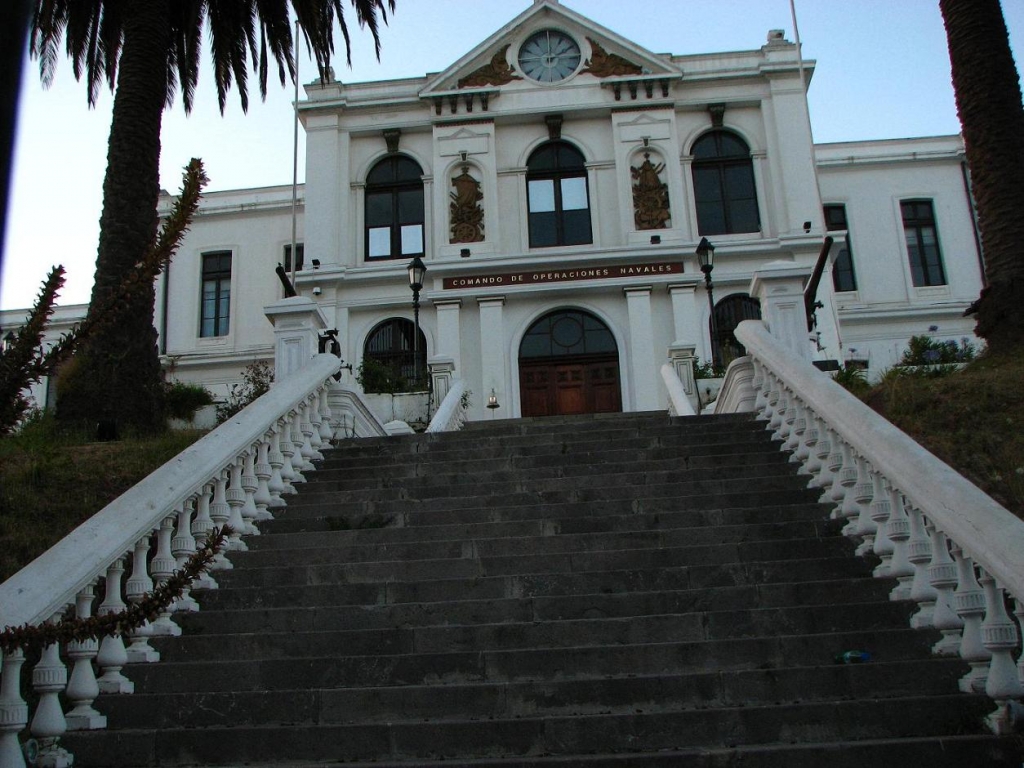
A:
[64,412,1022,766]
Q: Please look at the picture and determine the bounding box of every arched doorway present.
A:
[712,294,762,368]
[518,309,621,417]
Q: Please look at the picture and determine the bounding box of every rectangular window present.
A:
[901,199,947,287]
[824,204,857,293]
[283,243,304,272]
[200,251,231,338]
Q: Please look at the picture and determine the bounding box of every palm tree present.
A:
[939,0,1024,352]
[30,0,394,432]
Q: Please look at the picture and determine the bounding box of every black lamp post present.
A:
[407,256,427,385]
[695,237,721,370]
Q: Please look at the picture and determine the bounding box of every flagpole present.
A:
[289,19,300,289]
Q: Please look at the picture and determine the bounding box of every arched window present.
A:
[691,131,760,236]
[365,155,424,261]
[362,318,427,392]
[712,294,762,367]
[526,141,592,248]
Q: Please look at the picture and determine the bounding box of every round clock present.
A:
[518,30,581,83]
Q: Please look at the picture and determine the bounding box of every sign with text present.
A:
[442,261,682,290]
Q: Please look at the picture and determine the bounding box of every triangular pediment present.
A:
[420,1,681,98]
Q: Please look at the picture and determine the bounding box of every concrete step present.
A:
[64,695,997,766]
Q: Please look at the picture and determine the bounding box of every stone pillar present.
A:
[428,357,455,412]
[668,281,703,402]
[433,299,463,375]
[264,296,329,380]
[478,296,507,415]
[624,286,659,411]
[749,261,814,361]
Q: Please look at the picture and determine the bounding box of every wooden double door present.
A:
[519,355,622,418]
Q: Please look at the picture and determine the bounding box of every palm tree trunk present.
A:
[940,0,1024,351]
[57,0,171,432]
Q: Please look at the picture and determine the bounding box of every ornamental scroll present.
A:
[581,38,643,78]
[631,152,670,230]
[450,165,484,243]
[458,45,522,88]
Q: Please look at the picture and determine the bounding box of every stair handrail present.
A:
[0,354,345,766]
[730,319,1024,731]
[659,364,696,417]
[426,378,469,433]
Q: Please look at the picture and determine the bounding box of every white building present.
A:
[2,0,984,423]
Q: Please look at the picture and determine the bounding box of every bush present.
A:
[692,356,724,379]
[216,361,274,423]
[163,381,214,421]
[900,335,977,366]
[831,364,870,397]
[356,357,409,395]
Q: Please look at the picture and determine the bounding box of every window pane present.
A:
[528,180,556,212]
[693,168,723,203]
[562,209,592,245]
[696,201,726,236]
[398,188,423,223]
[369,227,391,258]
[529,211,557,247]
[401,224,423,255]
[560,177,588,210]
[724,165,756,197]
[730,199,760,233]
[366,193,393,226]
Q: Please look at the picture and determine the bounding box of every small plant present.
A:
[831,364,870,397]
[692,356,724,379]
[900,334,977,366]
[216,360,274,422]
[163,381,214,421]
[356,357,408,395]
[460,389,472,410]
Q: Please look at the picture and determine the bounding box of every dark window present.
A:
[526,141,592,248]
[712,294,761,366]
[283,243,304,272]
[362,318,427,392]
[365,156,425,261]
[824,204,857,292]
[200,252,231,337]
[519,309,617,359]
[691,131,760,236]
[901,200,947,287]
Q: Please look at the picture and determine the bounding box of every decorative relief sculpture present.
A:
[458,45,522,88]
[582,38,643,78]
[631,153,670,230]
[450,165,484,243]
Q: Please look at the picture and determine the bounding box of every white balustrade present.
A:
[426,379,471,433]
[0,354,375,762]
[714,319,1024,733]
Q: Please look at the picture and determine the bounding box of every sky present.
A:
[2,0,1023,312]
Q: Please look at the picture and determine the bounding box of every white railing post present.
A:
[148,516,181,637]
[906,507,937,628]
[124,535,159,663]
[172,499,200,612]
[30,619,72,768]
[952,546,991,693]
[64,584,106,731]
[95,557,133,693]
[928,525,963,655]
[0,650,28,768]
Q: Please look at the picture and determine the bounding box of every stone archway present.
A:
[518,309,621,417]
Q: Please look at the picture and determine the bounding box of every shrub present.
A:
[356,357,409,395]
[163,381,214,421]
[692,356,724,379]
[900,335,977,366]
[831,364,870,397]
[216,360,274,423]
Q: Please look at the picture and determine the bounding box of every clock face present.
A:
[518,30,581,83]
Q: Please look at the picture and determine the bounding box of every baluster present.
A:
[1013,598,1024,692]
[239,450,261,535]
[278,416,301,491]
[783,400,807,459]
[209,470,240,555]
[885,488,913,600]
[979,570,1023,731]
[172,499,200,611]
[317,385,336,444]
[774,389,793,444]
[149,516,182,636]
[192,483,222,584]
[803,416,824,479]
[31,617,73,767]
[253,437,275,521]
[794,406,818,471]
[823,435,847,514]
[305,395,325,460]
[853,460,878,556]
[952,545,991,692]
[268,425,288,506]
[125,534,160,663]
[906,507,937,628]
[836,444,861,532]
[0,650,29,768]
[766,385,784,436]
[868,473,894,576]
[96,557,134,693]
[806,423,831,489]
[751,361,769,421]
[928,525,963,655]
[65,583,107,730]
[225,462,251,550]
[288,411,311,477]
